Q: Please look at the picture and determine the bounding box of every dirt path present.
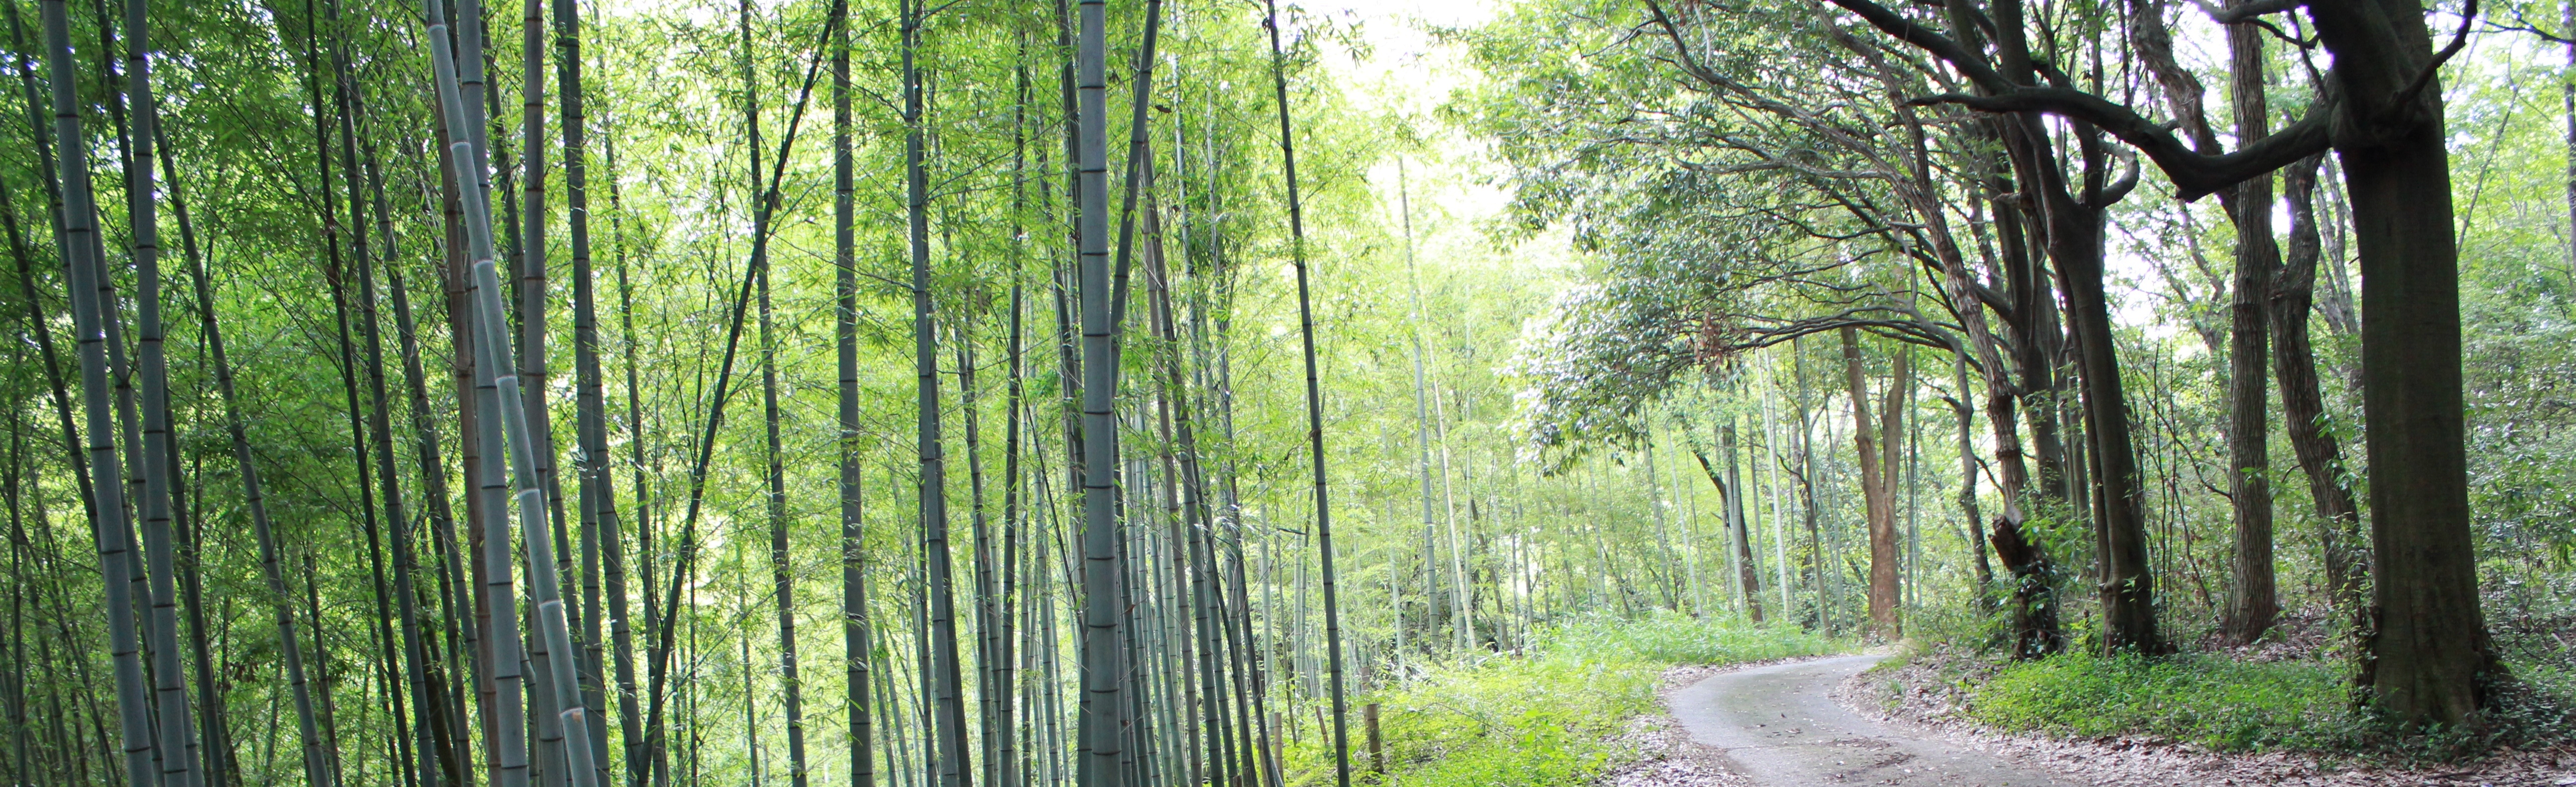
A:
[1662,654,2092,787]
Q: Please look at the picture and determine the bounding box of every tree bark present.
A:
[2273,154,2367,627]
[1721,420,1763,622]
[2220,13,2279,646]
[2307,0,2494,723]
[1840,328,1901,639]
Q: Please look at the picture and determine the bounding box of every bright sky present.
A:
[1300,0,1552,277]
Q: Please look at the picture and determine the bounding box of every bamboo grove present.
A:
[0,0,1746,786]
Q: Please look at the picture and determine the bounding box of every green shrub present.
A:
[1967,651,2353,751]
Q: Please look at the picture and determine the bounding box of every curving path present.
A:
[1665,654,2092,787]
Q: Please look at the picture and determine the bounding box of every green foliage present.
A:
[1549,611,1843,665]
[1283,613,1841,787]
[1966,651,2354,751]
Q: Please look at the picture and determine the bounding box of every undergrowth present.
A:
[1281,612,1843,787]
[1966,651,2356,751]
[1952,650,2576,758]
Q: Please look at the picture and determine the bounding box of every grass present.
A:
[1281,612,1844,787]
[1964,651,2356,751]
[1954,649,2576,757]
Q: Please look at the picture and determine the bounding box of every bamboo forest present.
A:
[6,0,2576,784]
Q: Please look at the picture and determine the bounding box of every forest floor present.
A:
[1599,652,2576,787]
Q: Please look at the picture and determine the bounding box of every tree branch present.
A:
[1821,0,2330,198]
[2209,0,2303,24]
[1907,87,2329,199]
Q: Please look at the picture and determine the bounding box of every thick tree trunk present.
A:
[2300,0,2495,726]
[2220,17,2279,646]
[2039,181,2163,653]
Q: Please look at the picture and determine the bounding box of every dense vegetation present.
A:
[4,0,2575,785]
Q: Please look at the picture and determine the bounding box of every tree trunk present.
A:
[2220,16,2279,646]
[1944,355,1994,596]
[1721,420,1763,622]
[2313,0,2494,721]
[2272,154,2366,623]
[2041,183,2163,653]
[1840,328,1901,638]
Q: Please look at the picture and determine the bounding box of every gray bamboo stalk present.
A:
[423,2,602,785]
[756,168,810,787]
[1259,2,1351,780]
[731,2,811,786]
[153,120,239,787]
[2,0,96,520]
[898,0,970,780]
[552,0,620,778]
[1072,0,1125,780]
[997,48,1029,787]
[513,2,576,779]
[1094,4,1171,773]
[37,2,156,785]
[436,0,534,782]
[117,1,205,782]
[962,313,1002,787]
[344,110,449,787]
[603,128,651,787]
[832,0,872,783]
[401,124,486,787]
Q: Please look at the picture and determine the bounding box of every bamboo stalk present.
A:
[1257,2,1351,781]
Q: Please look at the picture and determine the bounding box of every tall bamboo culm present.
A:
[1071,0,1127,782]
[1258,2,1352,784]
[118,1,208,784]
[421,3,602,785]
[38,2,159,786]
[832,0,873,784]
